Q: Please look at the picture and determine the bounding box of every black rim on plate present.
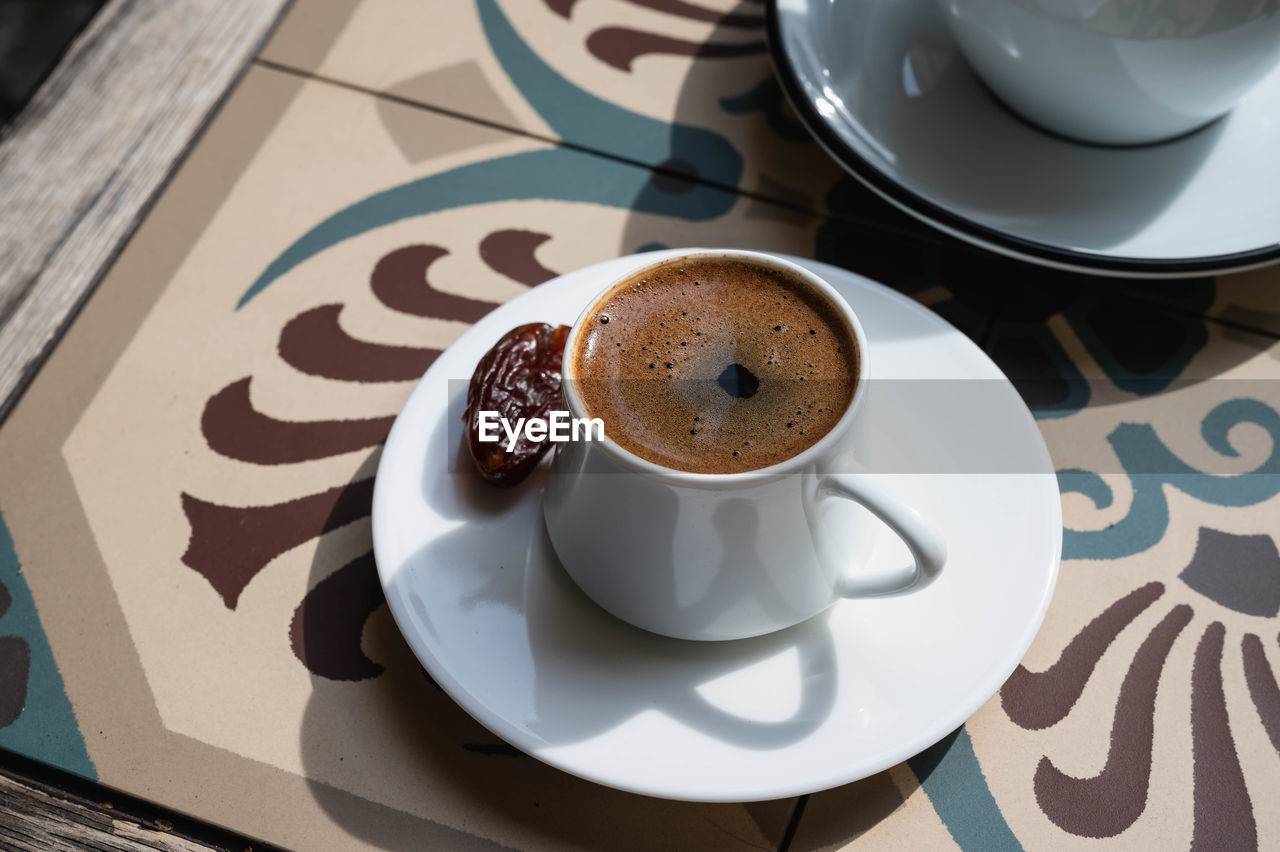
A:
[763,0,1280,276]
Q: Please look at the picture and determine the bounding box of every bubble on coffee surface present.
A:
[573,257,857,474]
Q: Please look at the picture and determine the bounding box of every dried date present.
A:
[465,322,571,486]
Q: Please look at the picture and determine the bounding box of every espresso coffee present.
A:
[572,257,858,474]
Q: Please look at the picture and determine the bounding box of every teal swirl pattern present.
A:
[1061,398,1280,560]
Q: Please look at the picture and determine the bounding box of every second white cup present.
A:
[937,0,1280,145]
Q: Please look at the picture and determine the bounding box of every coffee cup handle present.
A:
[817,474,947,596]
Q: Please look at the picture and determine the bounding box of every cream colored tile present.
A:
[261,0,844,212]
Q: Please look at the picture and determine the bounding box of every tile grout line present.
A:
[250,57,966,251]
[1144,298,1280,343]
[775,794,809,852]
[250,58,818,216]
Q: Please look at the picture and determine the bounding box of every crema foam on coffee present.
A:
[572,257,858,474]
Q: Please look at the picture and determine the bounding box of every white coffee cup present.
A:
[541,251,946,641]
[937,0,1280,145]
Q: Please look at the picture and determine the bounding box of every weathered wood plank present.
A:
[0,0,292,423]
[0,771,223,852]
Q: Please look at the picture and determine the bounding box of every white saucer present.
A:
[372,252,1061,801]
[767,0,1280,277]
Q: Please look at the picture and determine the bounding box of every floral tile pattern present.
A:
[0,0,1277,850]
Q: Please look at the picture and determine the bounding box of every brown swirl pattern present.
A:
[1242,633,1280,755]
[181,232,558,679]
[479,229,559,287]
[370,244,496,320]
[544,0,766,73]
[587,29,765,72]
[547,0,763,27]
[1032,604,1192,838]
[0,580,30,728]
[1004,526,1280,841]
[1190,622,1255,850]
[181,479,376,610]
[278,304,444,382]
[1002,582,1164,731]
[202,378,394,465]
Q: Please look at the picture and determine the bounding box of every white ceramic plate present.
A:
[372,252,1061,801]
[767,0,1280,277]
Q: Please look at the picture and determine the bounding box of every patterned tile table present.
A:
[0,1,1278,849]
